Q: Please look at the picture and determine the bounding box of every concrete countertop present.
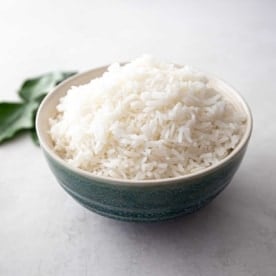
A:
[1,1,275,275]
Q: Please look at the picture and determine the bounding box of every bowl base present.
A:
[63,185,225,222]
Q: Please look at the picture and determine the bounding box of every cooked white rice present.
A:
[49,55,246,180]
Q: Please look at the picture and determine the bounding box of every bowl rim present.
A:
[36,64,253,187]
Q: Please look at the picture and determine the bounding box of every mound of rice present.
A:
[49,55,246,180]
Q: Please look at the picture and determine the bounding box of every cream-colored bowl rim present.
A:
[36,65,253,186]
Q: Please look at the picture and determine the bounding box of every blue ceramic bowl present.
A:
[36,66,253,222]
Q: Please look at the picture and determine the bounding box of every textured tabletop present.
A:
[1,1,276,275]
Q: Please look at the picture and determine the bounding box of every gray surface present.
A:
[0,1,275,275]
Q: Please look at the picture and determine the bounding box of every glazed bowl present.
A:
[36,65,253,222]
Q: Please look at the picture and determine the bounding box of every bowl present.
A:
[36,65,253,222]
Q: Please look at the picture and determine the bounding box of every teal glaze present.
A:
[36,66,253,222]
[43,146,247,222]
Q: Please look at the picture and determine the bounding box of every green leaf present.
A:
[0,102,39,143]
[56,72,77,85]
[0,70,77,145]
[30,128,39,146]
[18,71,77,101]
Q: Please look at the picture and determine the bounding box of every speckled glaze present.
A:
[36,66,253,222]
[43,146,247,222]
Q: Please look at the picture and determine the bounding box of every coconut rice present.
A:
[49,55,246,180]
